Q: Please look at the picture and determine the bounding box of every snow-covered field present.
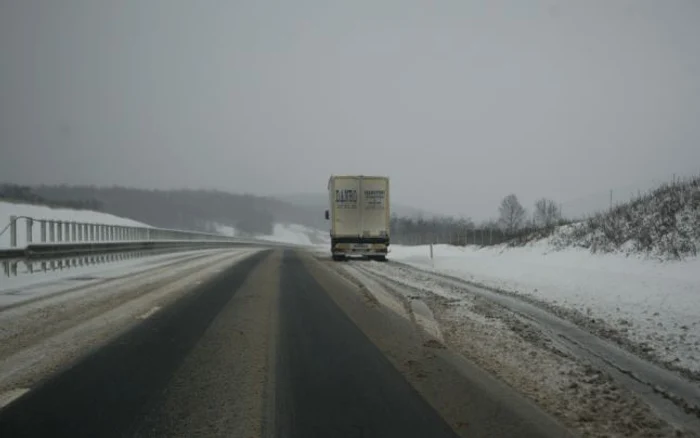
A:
[390,242,700,375]
[257,224,329,246]
[215,222,329,247]
[0,201,148,249]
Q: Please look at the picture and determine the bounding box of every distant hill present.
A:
[29,185,329,235]
[275,193,431,218]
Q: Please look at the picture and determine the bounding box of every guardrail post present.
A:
[64,222,70,242]
[10,215,17,248]
[71,222,77,243]
[26,217,33,244]
[78,223,83,242]
[57,221,63,242]
[49,221,55,242]
[40,220,47,243]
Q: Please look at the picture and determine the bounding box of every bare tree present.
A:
[499,194,526,234]
[533,198,561,228]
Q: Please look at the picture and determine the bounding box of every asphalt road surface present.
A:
[0,250,572,438]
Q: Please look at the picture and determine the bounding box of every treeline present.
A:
[0,184,104,211]
[391,194,569,246]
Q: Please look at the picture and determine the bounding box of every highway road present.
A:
[0,249,572,437]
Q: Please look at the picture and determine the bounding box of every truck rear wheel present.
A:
[332,255,346,262]
[371,255,387,262]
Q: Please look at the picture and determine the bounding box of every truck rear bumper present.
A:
[332,242,389,257]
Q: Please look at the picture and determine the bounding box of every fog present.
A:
[2,0,699,220]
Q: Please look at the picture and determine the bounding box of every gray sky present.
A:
[2,0,699,220]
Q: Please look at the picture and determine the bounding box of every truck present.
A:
[325,175,390,261]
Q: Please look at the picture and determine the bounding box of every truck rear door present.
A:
[332,176,361,237]
[360,177,389,238]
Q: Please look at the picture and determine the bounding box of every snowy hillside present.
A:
[553,176,700,259]
[386,177,700,376]
[0,201,149,249]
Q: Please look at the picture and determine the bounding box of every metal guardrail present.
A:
[0,215,280,259]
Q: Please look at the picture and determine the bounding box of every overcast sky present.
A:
[1,0,699,219]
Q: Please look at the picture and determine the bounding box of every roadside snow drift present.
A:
[390,243,700,375]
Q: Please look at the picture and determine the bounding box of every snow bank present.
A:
[390,243,700,374]
[0,201,149,249]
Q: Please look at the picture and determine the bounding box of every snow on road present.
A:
[389,243,700,376]
[0,201,148,249]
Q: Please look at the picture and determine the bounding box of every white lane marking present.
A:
[0,388,30,409]
[137,306,161,320]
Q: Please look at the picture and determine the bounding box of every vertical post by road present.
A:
[40,220,47,243]
[26,217,33,244]
[57,221,63,243]
[70,222,76,243]
[9,215,17,248]
[49,221,55,243]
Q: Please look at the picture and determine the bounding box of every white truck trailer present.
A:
[325,175,390,261]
